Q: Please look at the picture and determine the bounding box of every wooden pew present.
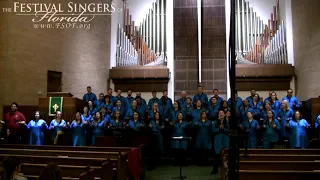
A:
[0,154,109,166]
[0,148,127,180]
[238,170,320,180]
[79,169,95,180]
[239,161,320,170]
[237,154,320,161]
[20,163,91,177]
[24,175,79,180]
[223,148,320,155]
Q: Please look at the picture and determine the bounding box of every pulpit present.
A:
[39,92,84,122]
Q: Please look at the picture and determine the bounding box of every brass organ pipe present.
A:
[156,0,160,55]
[161,0,165,55]
[241,0,246,54]
[152,2,156,53]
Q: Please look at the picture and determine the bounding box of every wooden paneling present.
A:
[201,0,227,96]
[109,66,169,79]
[236,64,295,77]
[236,77,292,91]
[174,0,199,96]
[110,66,169,92]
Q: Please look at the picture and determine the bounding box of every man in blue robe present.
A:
[106,88,115,104]
[193,86,208,108]
[83,86,97,103]
[94,93,105,112]
[135,96,147,121]
[125,89,135,109]
[148,91,161,109]
[113,89,128,111]
[208,89,223,107]
[177,91,187,109]
[282,89,301,110]
[135,92,147,105]
[162,90,173,110]
[246,89,256,103]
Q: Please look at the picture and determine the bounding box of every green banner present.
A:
[49,97,63,116]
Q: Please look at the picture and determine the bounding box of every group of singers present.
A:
[3,86,320,172]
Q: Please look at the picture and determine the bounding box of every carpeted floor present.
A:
[145,165,220,180]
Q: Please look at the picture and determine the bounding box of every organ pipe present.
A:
[236,0,288,64]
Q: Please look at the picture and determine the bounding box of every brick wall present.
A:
[0,0,112,118]
[292,0,320,100]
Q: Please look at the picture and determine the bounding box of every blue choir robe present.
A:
[94,100,104,112]
[136,104,147,121]
[316,115,320,128]
[242,119,259,148]
[103,103,114,114]
[208,96,223,107]
[112,107,126,120]
[110,120,123,128]
[191,108,206,123]
[125,108,139,121]
[246,96,254,103]
[270,100,281,118]
[282,96,301,110]
[287,119,309,149]
[83,93,97,102]
[91,120,106,145]
[147,110,158,122]
[81,114,92,122]
[263,119,280,148]
[125,96,135,109]
[239,106,253,125]
[141,98,147,105]
[260,109,275,121]
[171,109,186,123]
[208,104,220,121]
[212,121,229,154]
[113,96,128,110]
[194,120,212,149]
[150,120,164,153]
[249,101,263,120]
[171,121,189,150]
[193,93,209,107]
[228,97,243,116]
[49,119,66,142]
[88,108,96,117]
[278,109,294,137]
[70,120,86,146]
[159,103,173,122]
[264,97,271,103]
[101,113,112,125]
[107,95,115,104]
[27,119,48,145]
[177,98,187,109]
[184,105,194,116]
[147,98,161,109]
[160,97,173,111]
[128,120,144,130]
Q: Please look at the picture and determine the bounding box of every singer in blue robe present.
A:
[287,111,310,149]
[212,118,229,154]
[103,96,114,115]
[159,99,173,124]
[110,119,123,128]
[149,119,164,154]
[136,101,147,121]
[282,89,301,110]
[249,94,263,120]
[128,119,144,130]
[171,113,189,150]
[112,100,126,120]
[278,103,294,137]
[241,112,259,148]
[316,115,320,128]
[240,100,253,125]
[263,111,280,148]
[70,116,87,147]
[148,97,161,110]
[94,93,105,112]
[194,115,212,149]
[191,100,206,123]
[49,117,67,144]
[91,112,106,145]
[207,97,220,121]
[27,116,48,145]
[192,86,209,108]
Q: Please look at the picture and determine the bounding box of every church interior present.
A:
[0,0,320,179]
